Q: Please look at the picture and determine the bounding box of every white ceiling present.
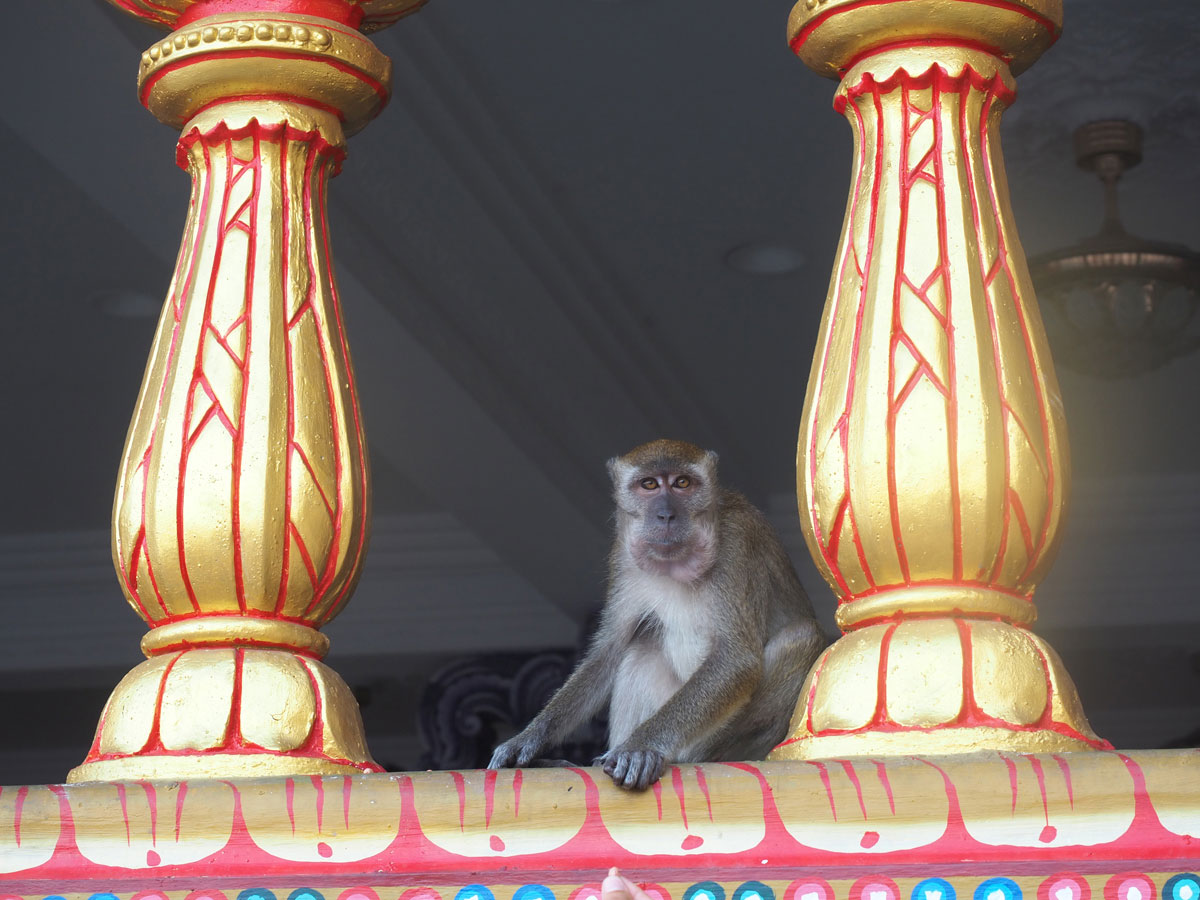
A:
[0,0,1197,782]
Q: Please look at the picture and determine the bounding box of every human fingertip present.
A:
[602,873,626,896]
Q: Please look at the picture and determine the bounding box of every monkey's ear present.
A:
[606,457,622,483]
[704,450,719,474]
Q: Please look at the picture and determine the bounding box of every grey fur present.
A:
[488,439,825,790]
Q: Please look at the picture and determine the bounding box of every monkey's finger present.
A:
[636,753,665,790]
[618,752,649,790]
[628,757,647,790]
[636,752,659,790]
[608,752,632,784]
[487,746,512,769]
[617,751,660,791]
[515,741,545,767]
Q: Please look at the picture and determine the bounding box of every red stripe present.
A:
[885,80,913,582]
[844,577,1032,603]
[134,606,344,625]
[803,647,832,735]
[298,657,326,753]
[277,131,296,616]
[147,638,326,658]
[848,608,1031,630]
[229,133,262,613]
[874,621,899,724]
[177,0,364,29]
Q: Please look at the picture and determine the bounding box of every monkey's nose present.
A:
[656,510,675,522]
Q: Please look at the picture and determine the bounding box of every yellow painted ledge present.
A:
[0,750,1197,896]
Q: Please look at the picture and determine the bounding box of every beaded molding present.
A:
[141,21,336,70]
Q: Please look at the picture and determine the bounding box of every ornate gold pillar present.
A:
[69,0,425,782]
[772,0,1109,759]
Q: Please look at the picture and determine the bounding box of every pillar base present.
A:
[68,647,380,783]
[769,617,1110,760]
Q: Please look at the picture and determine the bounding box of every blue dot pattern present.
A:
[914,879,956,900]
[685,883,727,900]
[734,883,774,900]
[31,873,1200,900]
[1165,875,1199,900]
[974,879,1021,900]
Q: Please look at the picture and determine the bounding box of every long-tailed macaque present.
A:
[488,439,825,790]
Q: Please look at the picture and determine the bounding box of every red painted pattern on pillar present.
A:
[113,117,359,631]
[804,61,1062,608]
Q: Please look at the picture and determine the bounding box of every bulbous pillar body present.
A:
[772,0,1108,759]
[71,0,424,782]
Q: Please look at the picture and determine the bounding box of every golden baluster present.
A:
[69,0,426,782]
[771,0,1109,759]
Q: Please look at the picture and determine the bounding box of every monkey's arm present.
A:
[488,615,632,770]
[599,631,762,790]
[689,616,826,762]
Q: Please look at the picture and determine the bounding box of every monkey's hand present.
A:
[594,746,666,791]
[488,723,549,770]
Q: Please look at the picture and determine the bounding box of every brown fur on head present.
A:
[607,440,718,486]
[607,439,721,581]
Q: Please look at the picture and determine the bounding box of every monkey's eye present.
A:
[673,476,691,489]
[640,477,659,490]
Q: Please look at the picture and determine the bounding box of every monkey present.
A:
[488,439,825,791]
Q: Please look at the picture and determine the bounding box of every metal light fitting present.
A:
[1031,120,1200,378]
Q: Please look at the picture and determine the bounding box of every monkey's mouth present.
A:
[642,537,689,557]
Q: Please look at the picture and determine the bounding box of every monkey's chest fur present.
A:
[626,571,714,680]
[605,570,716,750]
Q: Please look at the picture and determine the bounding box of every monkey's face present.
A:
[608,441,719,581]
